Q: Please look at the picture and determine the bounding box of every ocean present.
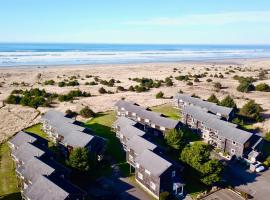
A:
[0,43,270,67]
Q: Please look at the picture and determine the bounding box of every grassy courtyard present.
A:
[151,103,180,120]
[0,143,21,200]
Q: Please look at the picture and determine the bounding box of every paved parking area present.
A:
[201,189,243,200]
[227,162,270,200]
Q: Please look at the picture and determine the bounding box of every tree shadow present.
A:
[0,192,21,200]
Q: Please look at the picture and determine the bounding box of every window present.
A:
[138,172,143,180]
[172,170,176,177]
[136,163,140,168]
[150,182,156,190]
[129,155,134,161]
[137,117,141,121]
[160,126,165,131]
[232,141,236,145]
[231,149,235,154]
[145,169,151,175]
[145,119,149,123]
[132,112,136,116]
[121,107,125,110]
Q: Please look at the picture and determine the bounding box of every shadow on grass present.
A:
[0,192,21,200]
[84,123,125,163]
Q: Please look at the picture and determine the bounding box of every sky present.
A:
[0,0,270,44]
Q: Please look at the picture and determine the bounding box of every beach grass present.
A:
[0,143,21,200]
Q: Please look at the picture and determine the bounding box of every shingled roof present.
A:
[126,135,157,155]
[24,175,70,200]
[183,105,252,144]
[136,149,172,177]
[113,116,137,129]
[175,93,233,117]
[115,100,179,129]
[9,131,37,149]
[12,142,45,164]
[120,124,145,141]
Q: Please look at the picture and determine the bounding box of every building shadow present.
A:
[0,192,21,200]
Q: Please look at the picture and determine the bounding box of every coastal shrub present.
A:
[135,85,148,93]
[58,90,91,102]
[175,75,189,81]
[5,95,21,104]
[187,81,193,86]
[85,75,93,78]
[219,95,237,108]
[237,81,255,93]
[207,94,220,104]
[206,78,212,82]
[264,132,270,142]
[156,91,164,99]
[65,109,78,118]
[98,87,107,94]
[79,106,95,118]
[66,80,79,86]
[258,70,268,80]
[255,83,270,91]
[239,100,263,122]
[58,81,65,87]
[194,78,200,82]
[191,93,200,98]
[43,79,55,85]
[128,86,135,91]
[219,74,224,78]
[213,82,222,91]
[85,81,98,86]
[11,89,24,94]
[165,79,173,87]
[117,86,126,91]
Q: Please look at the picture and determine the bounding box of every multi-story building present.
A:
[182,104,262,160]
[113,116,184,199]
[174,93,234,120]
[41,110,106,160]
[115,100,181,136]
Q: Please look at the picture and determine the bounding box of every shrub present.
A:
[156,91,164,99]
[43,79,55,85]
[194,78,200,82]
[160,191,170,200]
[213,82,222,91]
[239,100,263,122]
[255,83,270,92]
[5,95,21,104]
[264,132,270,142]
[187,81,193,86]
[207,94,219,104]
[219,95,236,108]
[206,78,212,82]
[128,86,135,91]
[65,109,78,117]
[237,81,255,93]
[117,86,126,91]
[98,87,107,94]
[58,81,66,87]
[79,106,95,118]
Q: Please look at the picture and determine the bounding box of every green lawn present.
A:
[0,143,21,200]
[151,103,180,120]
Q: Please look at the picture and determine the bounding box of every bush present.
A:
[5,95,21,104]
[117,86,126,91]
[194,78,200,82]
[160,191,170,200]
[237,81,255,93]
[128,86,135,91]
[79,106,95,118]
[206,78,212,82]
[187,81,193,86]
[43,79,55,85]
[213,82,222,91]
[98,87,107,94]
[207,94,219,104]
[255,83,270,92]
[264,132,270,142]
[239,100,263,122]
[219,95,236,108]
[156,91,164,99]
[65,109,78,117]
[58,81,65,87]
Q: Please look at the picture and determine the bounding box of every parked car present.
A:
[256,165,265,172]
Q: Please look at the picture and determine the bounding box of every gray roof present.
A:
[13,142,45,164]
[17,157,55,183]
[136,149,172,177]
[113,116,137,128]
[183,105,252,144]
[42,110,94,148]
[24,175,69,200]
[175,93,233,117]
[126,135,156,155]
[120,125,145,141]
[9,131,37,148]
[115,100,179,129]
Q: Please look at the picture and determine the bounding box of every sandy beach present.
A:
[0,58,270,143]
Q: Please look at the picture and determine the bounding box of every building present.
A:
[9,131,86,200]
[41,110,106,159]
[115,100,181,135]
[135,149,184,199]
[174,93,234,120]
[113,116,184,199]
[182,104,261,159]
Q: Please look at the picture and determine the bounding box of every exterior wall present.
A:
[126,148,137,167]
[135,163,161,199]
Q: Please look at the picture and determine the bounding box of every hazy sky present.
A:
[1,0,270,44]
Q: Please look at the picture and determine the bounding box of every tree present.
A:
[156,91,164,99]
[165,129,184,150]
[237,81,255,93]
[5,95,21,104]
[219,95,236,108]
[213,82,222,91]
[255,83,270,92]
[264,132,270,142]
[160,192,170,200]
[117,86,125,92]
[79,106,95,118]
[67,148,91,171]
[207,94,219,104]
[239,100,263,122]
[128,86,135,91]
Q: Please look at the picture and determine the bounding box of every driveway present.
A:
[226,161,270,200]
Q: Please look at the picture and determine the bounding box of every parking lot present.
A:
[201,189,243,200]
[227,161,270,200]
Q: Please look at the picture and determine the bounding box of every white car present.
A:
[255,165,265,173]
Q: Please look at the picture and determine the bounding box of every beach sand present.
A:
[0,58,270,142]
